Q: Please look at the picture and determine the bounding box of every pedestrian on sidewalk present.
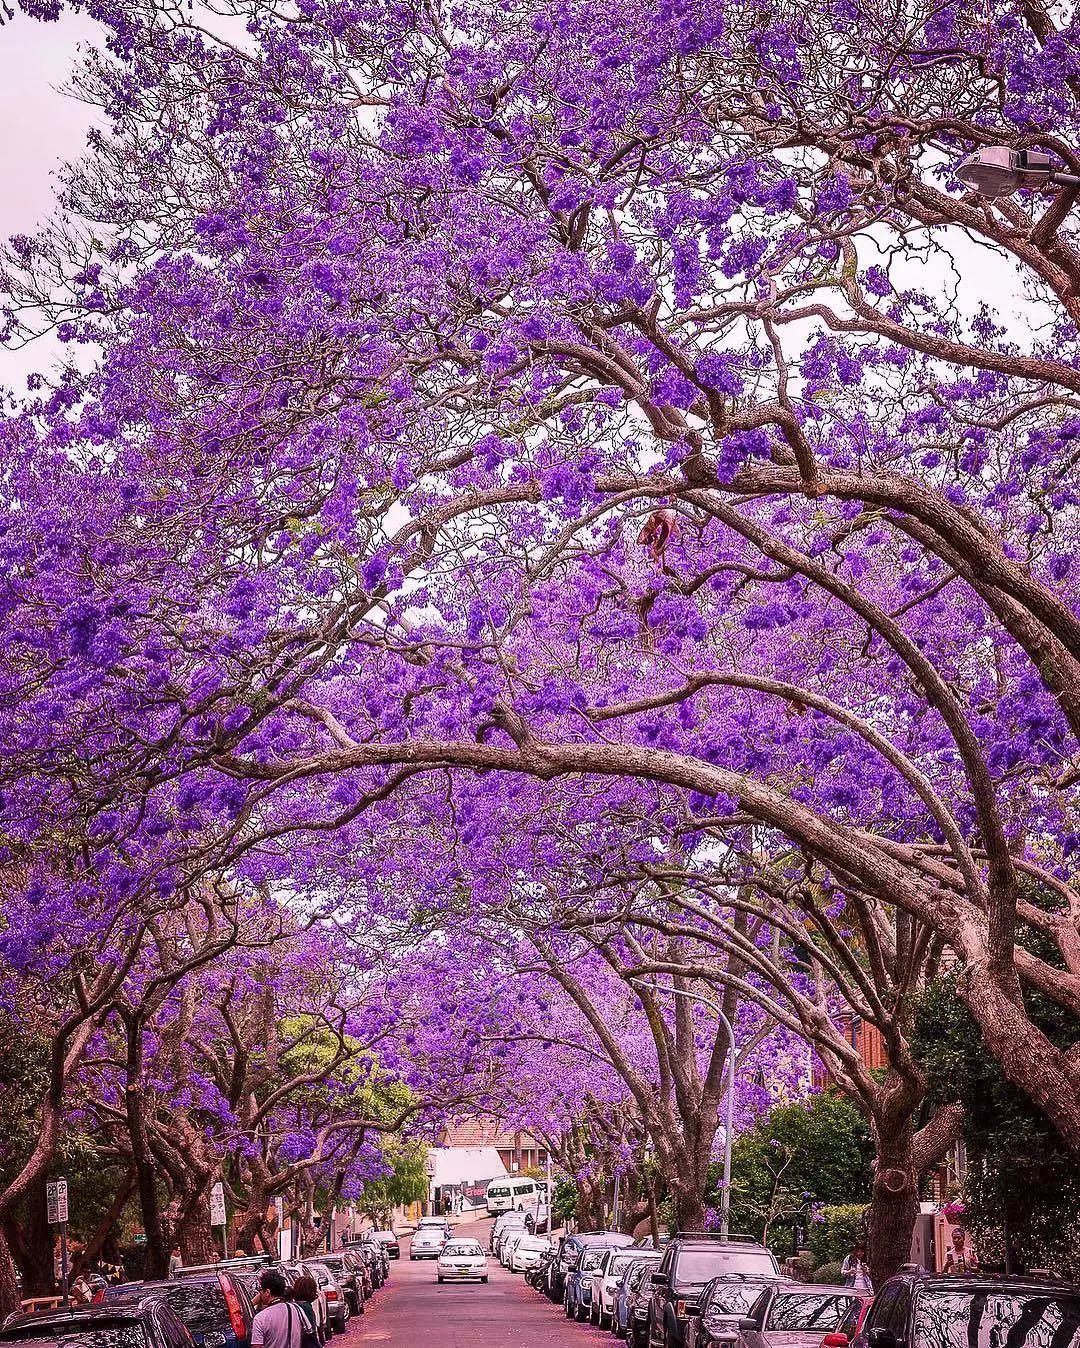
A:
[252,1271,301,1348]
[943,1227,979,1276]
[168,1247,182,1280]
[289,1275,324,1348]
[841,1245,871,1289]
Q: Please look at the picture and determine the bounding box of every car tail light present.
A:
[219,1273,247,1342]
[92,1290,105,1305]
[325,1287,339,1301]
[822,1336,849,1347]
[676,1300,687,1318]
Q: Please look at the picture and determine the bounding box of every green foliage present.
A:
[552,1177,577,1225]
[357,1141,428,1221]
[721,1093,874,1256]
[913,969,1080,1278]
[812,1261,844,1285]
[807,1204,867,1267]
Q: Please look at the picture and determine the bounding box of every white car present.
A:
[501,1230,531,1268]
[410,1226,447,1259]
[436,1238,489,1284]
[491,1212,529,1257]
[590,1248,658,1328]
[509,1235,551,1273]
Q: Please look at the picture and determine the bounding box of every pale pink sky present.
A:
[0,11,99,388]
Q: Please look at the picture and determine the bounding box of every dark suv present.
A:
[101,1271,254,1348]
[852,1270,1080,1348]
[648,1236,780,1348]
[1,1298,194,1348]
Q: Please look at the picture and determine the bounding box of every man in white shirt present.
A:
[251,1271,301,1348]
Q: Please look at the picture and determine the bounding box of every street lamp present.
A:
[955,146,1080,198]
[630,979,736,1239]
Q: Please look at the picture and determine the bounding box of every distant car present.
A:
[371,1231,400,1260]
[851,1271,1080,1348]
[304,1261,349,1336]
[649,1236,780,1348]
[510,1236,551,1274]
[685,1278,805,1348]
[501,1231,531,1269]
[100,1271,254,1348]
[491,1211,529,1257]
[616,1256,663,1345]
[590,1248,660,1328]
[410,1227,447,1260]
[417,1217,451,1237]
[1,1298,195,1348]
[436,1239,488,1284]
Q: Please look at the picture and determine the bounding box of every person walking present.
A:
[289,1275,324,1348]
[168,1247,182,1280]
[251,1271,301,1348]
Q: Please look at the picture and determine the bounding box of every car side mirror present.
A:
[651,1272,669,1287]
[868,1331,898,1348]
[684,1303,702,1318]
[822,1335,849,1347]
[738,1318,760,1331]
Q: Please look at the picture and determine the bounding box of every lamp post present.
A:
[955,146,1080,198]
[630,979,736,1239]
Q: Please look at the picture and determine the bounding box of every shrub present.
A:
[812,1261,844,1285]
[808,1204,867,1267]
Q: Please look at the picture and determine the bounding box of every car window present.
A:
[913,1291,1080,1348]
[444,1243,483,1256]
[871,1286,905,1337]
[766,1294,860,1332]
[160,1284,229,1335]
[630,1263,659,1291]
[2,1332,149,1348]
[674,1249,775,1289]
[581,1251,607,1271]
[153,1307,191,1348]
[709,1283,775,1317]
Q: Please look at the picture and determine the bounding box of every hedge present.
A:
[807,1204,867,1267]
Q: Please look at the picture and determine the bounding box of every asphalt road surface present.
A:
[351,1217,600,1348]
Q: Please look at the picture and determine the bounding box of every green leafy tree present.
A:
[721,1093,874,1255]
[914,973,1080,1278]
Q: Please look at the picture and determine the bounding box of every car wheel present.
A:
[591,1302,600,1325]
[576,1302,588,1322]
[482,1276,489,1284]
[437,1275,443,1283]
[565,1296,575,1319]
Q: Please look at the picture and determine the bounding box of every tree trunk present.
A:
[866,1118,918,1288]
[0,1227,22,1315]
[671,1179,707,1234]
[19,1177,56,1295]
[175,1198,217,1265]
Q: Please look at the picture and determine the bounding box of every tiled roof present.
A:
[439,1118,543,1149]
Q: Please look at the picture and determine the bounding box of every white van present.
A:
[485,1176,540,1217]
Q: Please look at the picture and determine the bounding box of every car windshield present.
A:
[766,1294,860,1331]
[1,1333,147,1348]
[581,1252,607,1271]
[675,1249,775,1289]
[609,1256,643,1279]
[629,1263,660,1290]
[708,1282,776,1316]
[444,1243,482,1256]
[914,1290,1080,1348]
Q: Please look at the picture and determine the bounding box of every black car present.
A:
[1,1298,195,1348]
[316,1254,365,1317]
[100,1271,254,1348]
[853,1270,1080,1348]
[648,1236,780,1348]
[370,1231,399,1261]
[555,1231,635,1304]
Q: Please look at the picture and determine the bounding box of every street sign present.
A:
[46,1179,69,1226]
[209,1181,226,1227]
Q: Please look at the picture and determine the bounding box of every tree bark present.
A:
[866,1118,919,1289]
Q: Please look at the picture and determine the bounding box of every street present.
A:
[351,1219,593,1348]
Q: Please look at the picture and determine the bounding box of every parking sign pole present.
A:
[59,1223,70,1309]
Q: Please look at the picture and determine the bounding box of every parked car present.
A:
[617,1256,663,1346]
[510,1236,552,1274]
[303,1261,349,1335]
[502,1231,531,1269]
[316,1253,365,1317]
[491,1211,529,1257]
[436,1238,489,1284]
[649,1236,780,1348]
[852,1271,1080,1348]
[1,1300,195,1348]
[566,1246,615,1321]
[591,1248,661,1328]
[354,1239,387,1290]
[99,1272,254,1348]
[558,1231,636,1306]
[730,1285,868,1348]
[410,1227,447,1260]
[685,1275,787,1348]
[371,1230,400,1260]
